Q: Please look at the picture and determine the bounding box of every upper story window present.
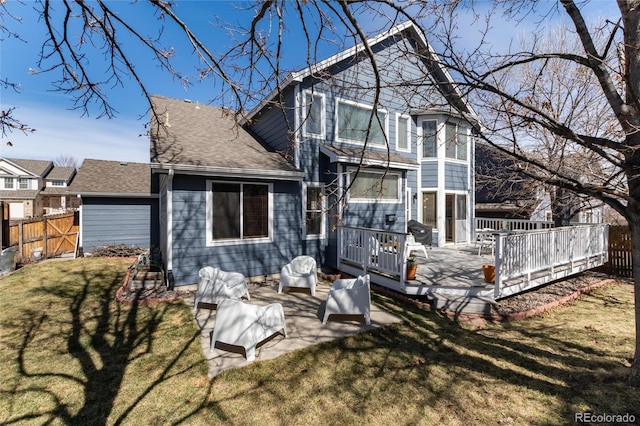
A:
[4,177,13,189]
[421,120,438,158]
[18,178,28,189]
[302,90,325,138]
[445,122,468,161]
[396,114,410,152]
[51,180,65,186]
[336,99,387,146]
[206,181,272,246]
[348,169,400,203]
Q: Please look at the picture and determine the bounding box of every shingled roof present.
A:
[149,96,301,179]
[6,158,53,177]
[69,159,151,196]
[45,166,76,182]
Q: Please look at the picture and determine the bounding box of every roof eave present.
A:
[150,163,304,181]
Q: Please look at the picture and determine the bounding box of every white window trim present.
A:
[205,180,274,247]
[395,113,411,153]
[303,182,326,240]
[419,118,439,160]
[444,122,469,163]
[301,89,326,139]
[4,177,15,189]
[346,167,402,204]
[335,98,388,146]
[18,178,29,189]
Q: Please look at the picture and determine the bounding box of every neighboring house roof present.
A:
[69,159,152,197]
[243,21,479,124]
[320,145,419,170]
[149,96,303,181]
[45,166,76,182]
[0,190,40,200]
[5,158,53,177]
[475,142,540,218]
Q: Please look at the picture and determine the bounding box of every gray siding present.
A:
[82,197,158,253]
[445,162,469,191]
[168,174,324,287]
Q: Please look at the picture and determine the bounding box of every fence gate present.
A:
[602,225,633,278]
[8,212,79,260]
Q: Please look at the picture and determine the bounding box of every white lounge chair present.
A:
[322,274,371,325]
[194,266,250,309]
[210,299,287,362]
[278,255,318,296]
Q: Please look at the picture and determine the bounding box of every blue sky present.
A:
[0,1,617,165]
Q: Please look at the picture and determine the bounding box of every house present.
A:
[150,21,479,287]
[40,166,79,216]
[0,157,78,219]
[475,141,604,224]
[68,159,159,253]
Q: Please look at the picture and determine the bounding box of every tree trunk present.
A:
[629,215,640,386]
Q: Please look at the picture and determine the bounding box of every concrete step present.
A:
[431,294,497,316]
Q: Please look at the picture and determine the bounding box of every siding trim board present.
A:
[151,163,303,181]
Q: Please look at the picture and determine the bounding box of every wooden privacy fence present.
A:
[599,225,633,278]
[7,212,79,261]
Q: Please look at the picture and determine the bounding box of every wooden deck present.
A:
[337,224,608,313]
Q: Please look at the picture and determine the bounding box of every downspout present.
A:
[166,168,174,273]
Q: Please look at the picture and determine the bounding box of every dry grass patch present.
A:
[0,259,637,425]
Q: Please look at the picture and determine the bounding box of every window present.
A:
[445,122,468,161]
[302,91,325,138]
[18,178,28,189]
[456,194,467,220]
[396,114,410,152]
[422,191,437,228]
[51,180,65,186]
[209,182,270,242]
[421,120,437,158]
[306,185,324,237]
[336,100,387,146]
[349,170,399,202]
[4,177,13,189]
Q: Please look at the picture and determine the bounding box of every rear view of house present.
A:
[149,21,479,287]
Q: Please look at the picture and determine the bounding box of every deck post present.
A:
[493,231,506,299]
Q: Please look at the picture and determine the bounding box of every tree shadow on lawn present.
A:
[199,289,638,424]
[6,262,213,425]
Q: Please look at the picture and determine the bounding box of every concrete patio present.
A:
[187,282,402,378]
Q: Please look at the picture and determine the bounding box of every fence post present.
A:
[42,218,48,259]
[18,221,24,260]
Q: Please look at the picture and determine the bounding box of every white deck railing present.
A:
[337,226,409,283]
[493,223,609,298]
[476,217,554,232]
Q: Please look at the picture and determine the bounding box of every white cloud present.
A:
[0,104,149,164]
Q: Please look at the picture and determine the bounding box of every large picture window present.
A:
[337,100,387,146]
[209,182,270,242]
[349,170,400,202]
[302,91,325,138]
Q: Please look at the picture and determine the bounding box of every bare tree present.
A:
[53,154,79,168]
[427,0,640,382]
[2,0,639,384]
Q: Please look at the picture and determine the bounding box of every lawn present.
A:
[0,258,637,425]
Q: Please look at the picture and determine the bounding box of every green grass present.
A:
[0,258,637,425]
